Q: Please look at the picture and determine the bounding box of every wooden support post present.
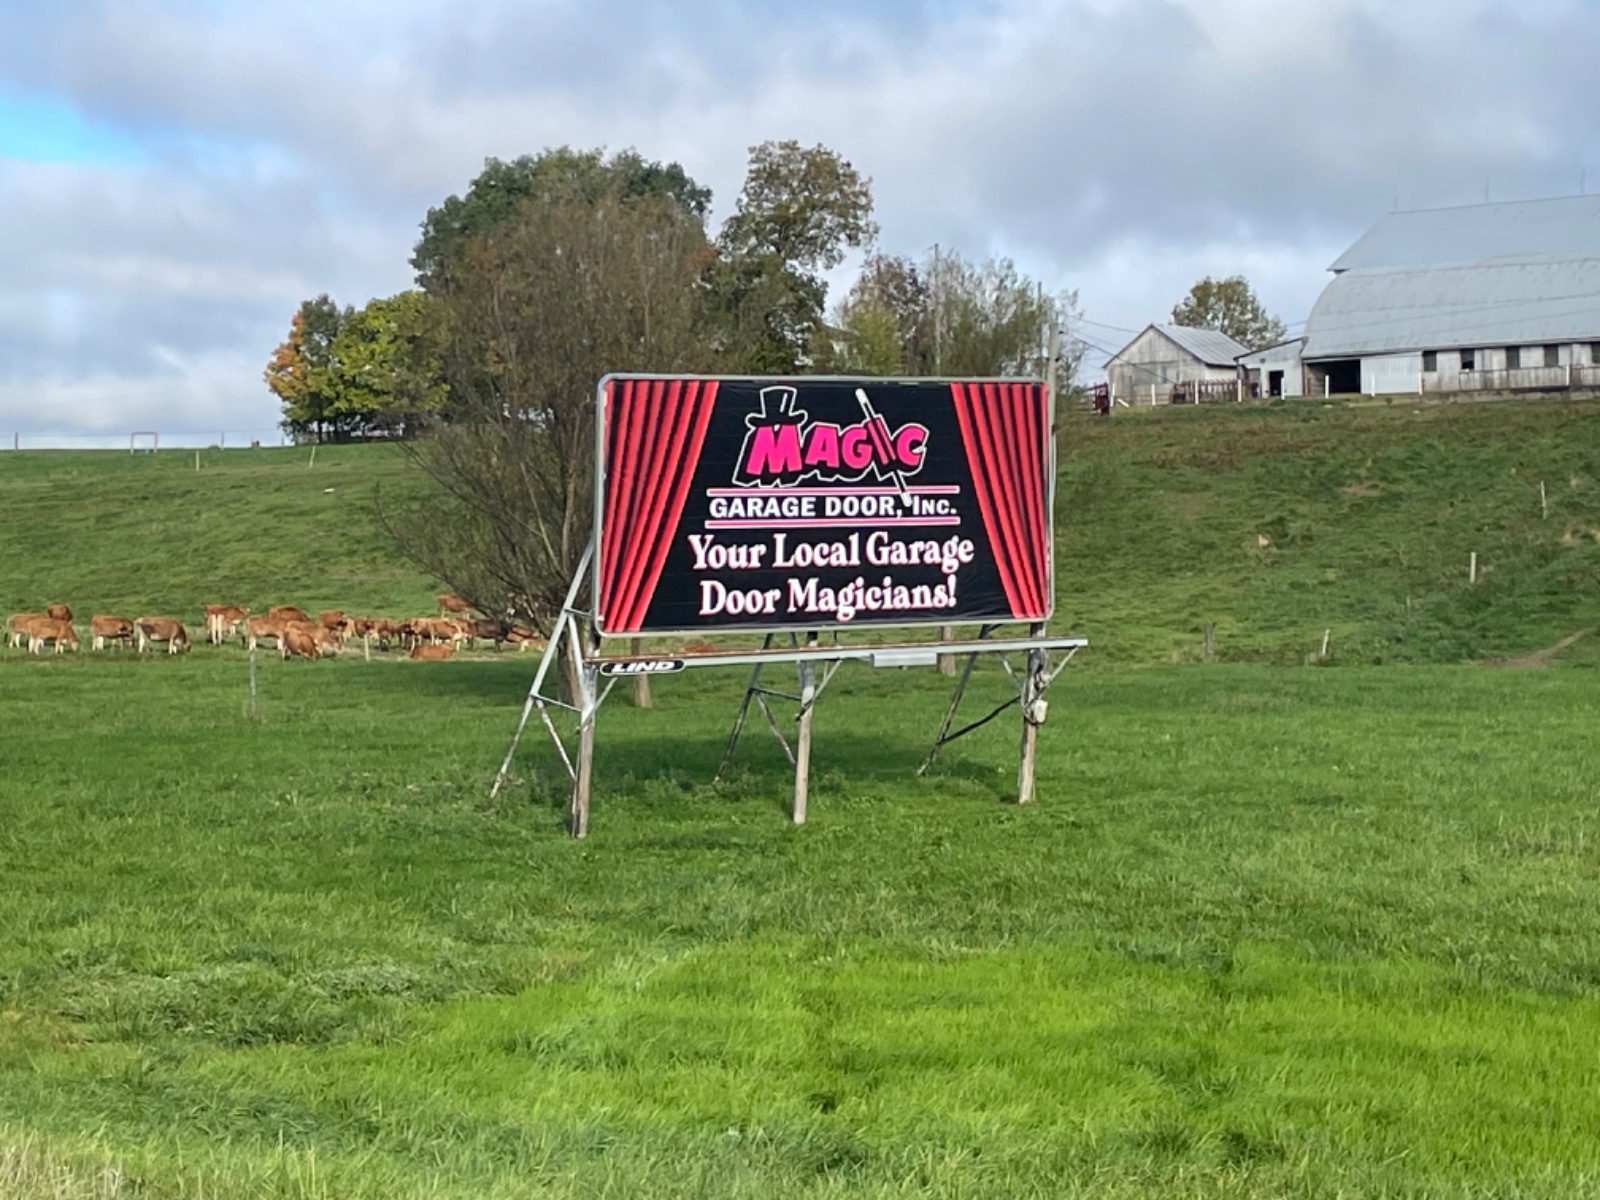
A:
[793,636,818,825]
[308,445,317,469]
[938,624,956,675]
[1469,551,1478,585]
[630,637,653,707]
[1540,480,1548,520]
[1017,628,1046,806]
[1202,623,1215,663]
[572,661,598,838]
[1320,629,1331,660]
[246,644,258,721]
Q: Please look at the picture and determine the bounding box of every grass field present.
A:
[2,399,1598,1196]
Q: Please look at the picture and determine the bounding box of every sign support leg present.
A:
[715,634,775,781]
[1018,622,1047,805]
[572,660,599,838]
[792,634,818,825]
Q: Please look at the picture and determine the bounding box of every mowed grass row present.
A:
[3,654,1600,1196]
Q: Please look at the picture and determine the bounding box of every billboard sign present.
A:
[594,375,1053,636]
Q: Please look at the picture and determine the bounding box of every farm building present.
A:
[1294,195,1600,397]
[1237,337,1305,398]
[1104,324,1248,406]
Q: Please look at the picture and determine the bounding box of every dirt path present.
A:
[1491,629,1593,669]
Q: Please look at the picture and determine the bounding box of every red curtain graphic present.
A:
[949,381,1050,620]
[598,377,719,632]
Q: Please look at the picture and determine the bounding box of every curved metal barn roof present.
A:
[1303,253,1600,359]
[1331,195,1600,272]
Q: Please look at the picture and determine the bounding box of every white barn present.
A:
[1105,324,1247,406]
[1299,195,1600,396]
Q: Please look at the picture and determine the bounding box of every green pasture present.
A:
[1,398,1598,1196]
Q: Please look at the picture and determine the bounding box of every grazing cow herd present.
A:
[5,593,544,663]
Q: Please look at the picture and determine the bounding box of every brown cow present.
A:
[281,624,322,661]
[410,642,456,660]
[245,614,288,651]
[45,603,72,622]
[267,605,310,624]
[317,609,345,631]
[7,612,43,649]
[505,624,544,652]
[469,618,519,649]
[280,620,343,658]
[204,604,249,644]
[423,617,469,646]
[136,617,190,655]
[438,592,472,616]
[25,616,78,654]
[91,615,136,651]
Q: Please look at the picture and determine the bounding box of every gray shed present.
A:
[1105,324,1247,406]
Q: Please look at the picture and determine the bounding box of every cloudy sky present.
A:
[1,0,1595,443]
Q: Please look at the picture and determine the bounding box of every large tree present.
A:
[706,140,877,372]
[412,148,711,293]
[1170,275,1286,351]
[390,187,712,632]
[264,294,350,442]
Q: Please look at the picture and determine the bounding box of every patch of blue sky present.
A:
[0,87,145,165]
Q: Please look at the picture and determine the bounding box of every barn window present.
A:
[1544,344,1560,368]
[1422,350,1437,372]
[1461,349,1476,371]
[1590,342,1600,363]
[1507,347,1523,369]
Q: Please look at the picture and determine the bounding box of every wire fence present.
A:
[2,429,293,451]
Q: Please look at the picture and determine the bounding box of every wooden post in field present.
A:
[630,637,652,707]
[1017,624,1046,805]
[308,445,317,469]
[246,645,258,720]
[1320,629,1331,660]
[194,450,200,473]
[572,661,599,838]
[1541,480,1548,520]
[1469,551,1478,585]
[793,636,819,825]
[1202,623,1215,663]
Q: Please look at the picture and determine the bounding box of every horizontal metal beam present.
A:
[586,636,1087,672]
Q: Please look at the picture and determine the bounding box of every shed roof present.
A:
[1236,336,1305,367]
[1302,253,1600,358]
[1150,324,1248,365]
[1331,195,1600,272]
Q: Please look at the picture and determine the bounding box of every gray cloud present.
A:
[1,0,1598,437]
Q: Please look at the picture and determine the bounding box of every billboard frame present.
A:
[493,335,1084,837]
[590,372,1058,638]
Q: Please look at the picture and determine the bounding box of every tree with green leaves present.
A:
[706,140,877,372]
[264,294,350,442]
[412,148,711,293]
[1170,275,1286,351]
[329,291,449,435]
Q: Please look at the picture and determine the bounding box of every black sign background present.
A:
[595,376,1051,636]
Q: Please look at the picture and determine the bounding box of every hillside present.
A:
[3,398,1597,666]
[0,444,436,619]
[1061,397,1600,666]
